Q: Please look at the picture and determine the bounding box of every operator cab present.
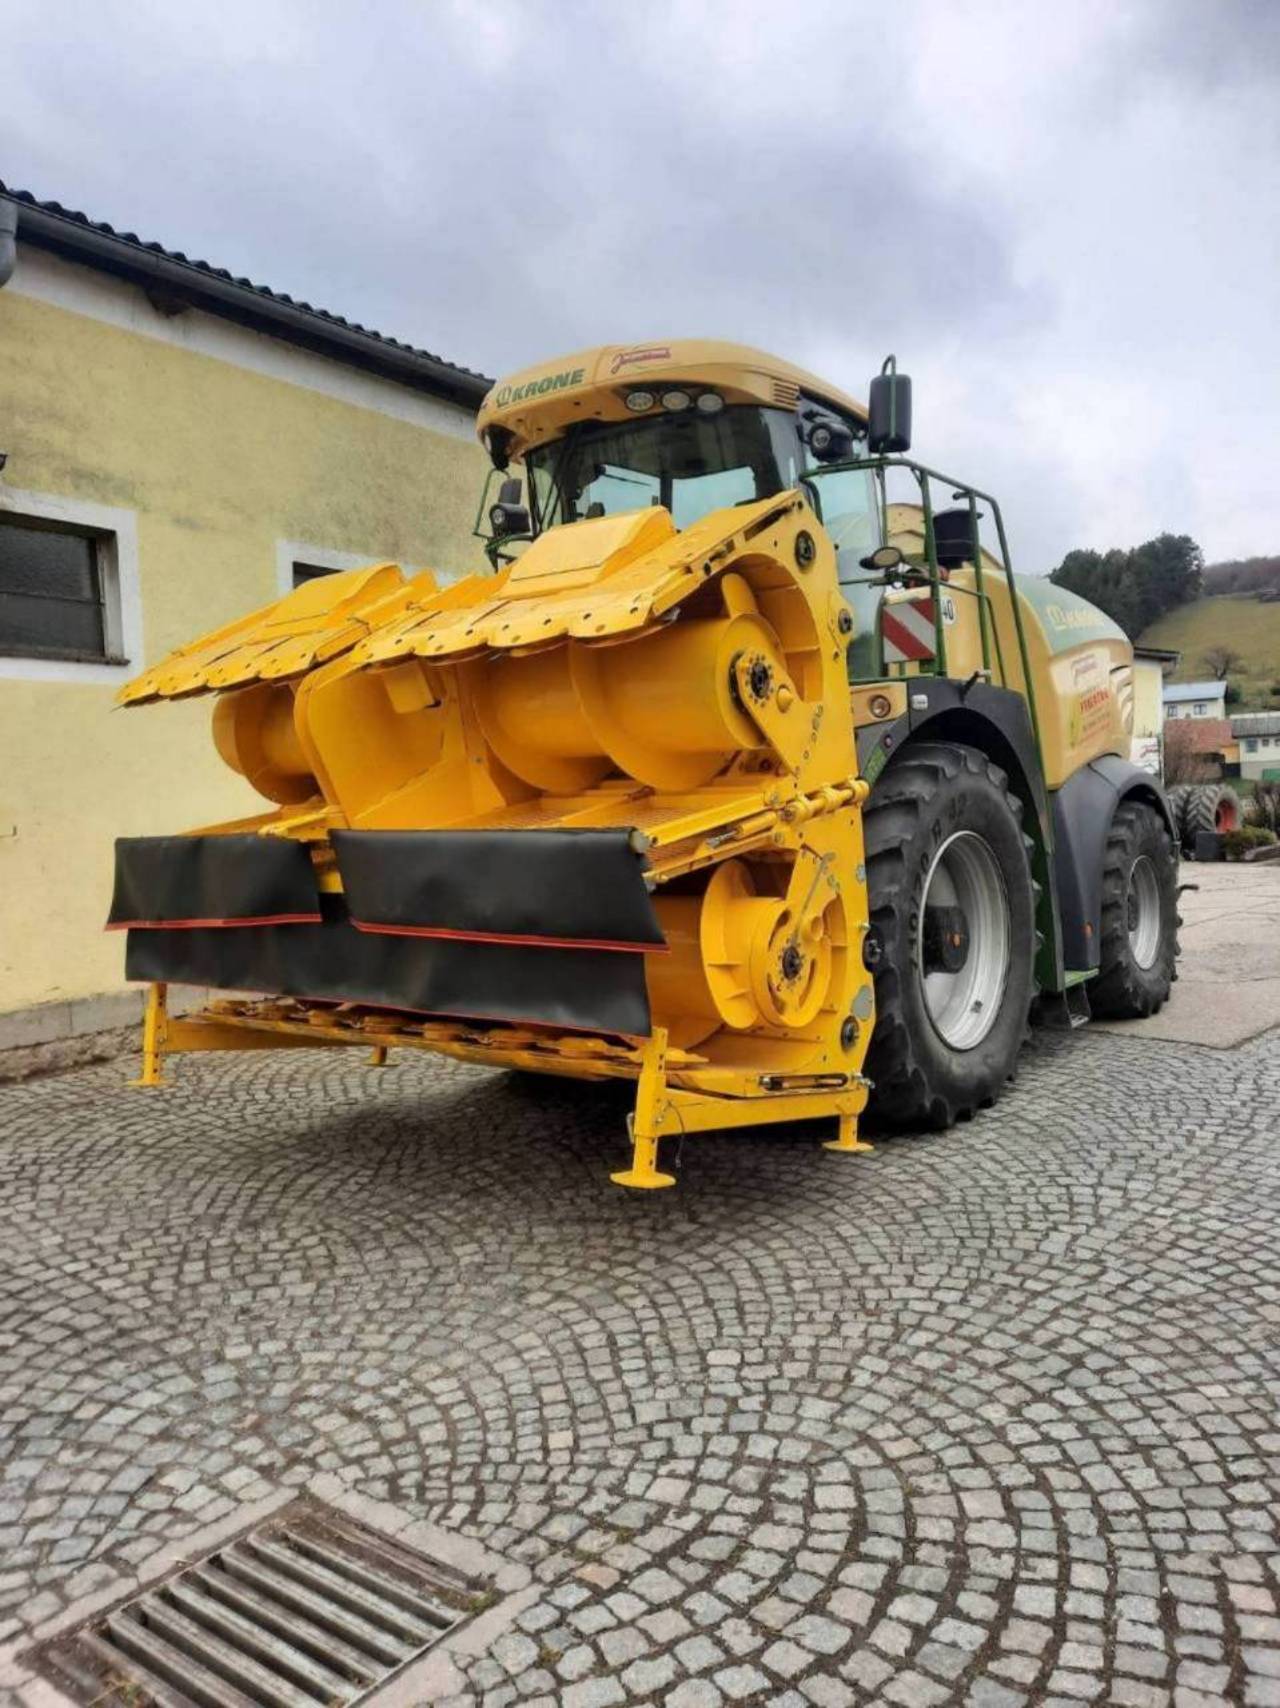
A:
[475,340,912,678]
[488,400,879,575]
[493,401,886,675]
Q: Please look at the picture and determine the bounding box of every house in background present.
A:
[0,183,491,1057]
[1163,716,1239,783]
[1233,712,1280,781]
[1162,680,1227,721]
[1131,644,1180,774]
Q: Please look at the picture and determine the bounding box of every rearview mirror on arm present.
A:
[867,356,912,454]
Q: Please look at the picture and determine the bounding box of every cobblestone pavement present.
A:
[2,1010,1280,1705]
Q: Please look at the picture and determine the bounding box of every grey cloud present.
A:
[1138,0,1280,89]
[3,0,1278,570]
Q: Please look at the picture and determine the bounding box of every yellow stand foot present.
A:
[368,1046,389,1068]
[823,1113,874,1154]
[612,1032,677,1188]
[129,982,169,1088]
[611,1116,677,1190]
[611,1163,677,1190]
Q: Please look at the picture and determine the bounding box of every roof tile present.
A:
[0,180,491,397]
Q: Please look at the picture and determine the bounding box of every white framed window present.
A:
[276,540,384,598]
[292,560,342,589]
[1246,738,1259,753]
[0,488,141,685]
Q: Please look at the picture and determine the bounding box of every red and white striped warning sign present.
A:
[881,596,936,663]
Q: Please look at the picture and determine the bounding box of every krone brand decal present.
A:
[1045,601,1107,633]
[494,367,586,408]
[610,345,673,375]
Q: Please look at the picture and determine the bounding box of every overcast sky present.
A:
[5,0,1280,571]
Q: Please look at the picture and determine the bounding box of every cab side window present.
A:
[808,465,879,583]
[800,421,882,682]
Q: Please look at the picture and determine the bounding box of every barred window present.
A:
[292,561,338,588]
[0,514,121,663]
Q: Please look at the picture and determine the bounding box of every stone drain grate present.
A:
[35,1501,486,1706]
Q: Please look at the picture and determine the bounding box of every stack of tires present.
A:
[1165,782,1241,856]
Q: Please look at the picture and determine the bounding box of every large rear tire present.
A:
[1090,800,1178,1017]
[1185,782,1240,842]
[864,743,1038,1129]
[1165,783,1192,849]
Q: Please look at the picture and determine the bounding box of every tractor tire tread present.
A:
[864,741,1037,1131]
[1184,783,1240,842]
[1090,799,1179,1018]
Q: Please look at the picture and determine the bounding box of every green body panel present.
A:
[1016,575,1128,655]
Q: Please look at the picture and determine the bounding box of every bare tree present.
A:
[1201,645,1243,680]
[1163,718,1218,784]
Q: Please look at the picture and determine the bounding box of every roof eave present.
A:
[8,196,491,409]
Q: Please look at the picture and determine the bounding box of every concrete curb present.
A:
[0,986,206,1083]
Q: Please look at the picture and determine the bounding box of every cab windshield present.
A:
[525,406,804,534]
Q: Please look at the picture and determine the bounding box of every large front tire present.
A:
[864,743,1038,1129]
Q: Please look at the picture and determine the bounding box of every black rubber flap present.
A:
[332,828,664,949]
[123,895,650,1036]
[108,835,321,928]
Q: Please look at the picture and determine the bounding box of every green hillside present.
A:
[1139,595,1280,709]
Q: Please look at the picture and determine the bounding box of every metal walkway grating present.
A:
[37,1502,484,1706]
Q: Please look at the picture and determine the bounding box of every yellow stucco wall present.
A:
[1132,657,1164,741]
[0,284,488,1013]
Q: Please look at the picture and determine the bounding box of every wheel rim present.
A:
[917,830,1011,1050]
[1127,855,1162,969]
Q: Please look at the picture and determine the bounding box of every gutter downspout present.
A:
[0,198,17,287]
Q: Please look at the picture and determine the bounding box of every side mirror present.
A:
[859,544,905,572]
[867,356,912,454]
[489,476,530,540]
[932,506,981,569]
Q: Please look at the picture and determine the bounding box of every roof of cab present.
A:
[476,338,869,458]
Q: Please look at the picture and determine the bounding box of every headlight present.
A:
[625,389,656,412]
[661,388,692,412]
[696,392,724,415]
[489,505,508,531]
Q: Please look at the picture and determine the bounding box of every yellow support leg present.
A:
[368,1045,389,1068]
[610,1027,677,1190]
[129,981,169,1088]
[823,1110,875,1154]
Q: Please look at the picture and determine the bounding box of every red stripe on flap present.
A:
[107,913,323,931]
[350,920,669,954]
